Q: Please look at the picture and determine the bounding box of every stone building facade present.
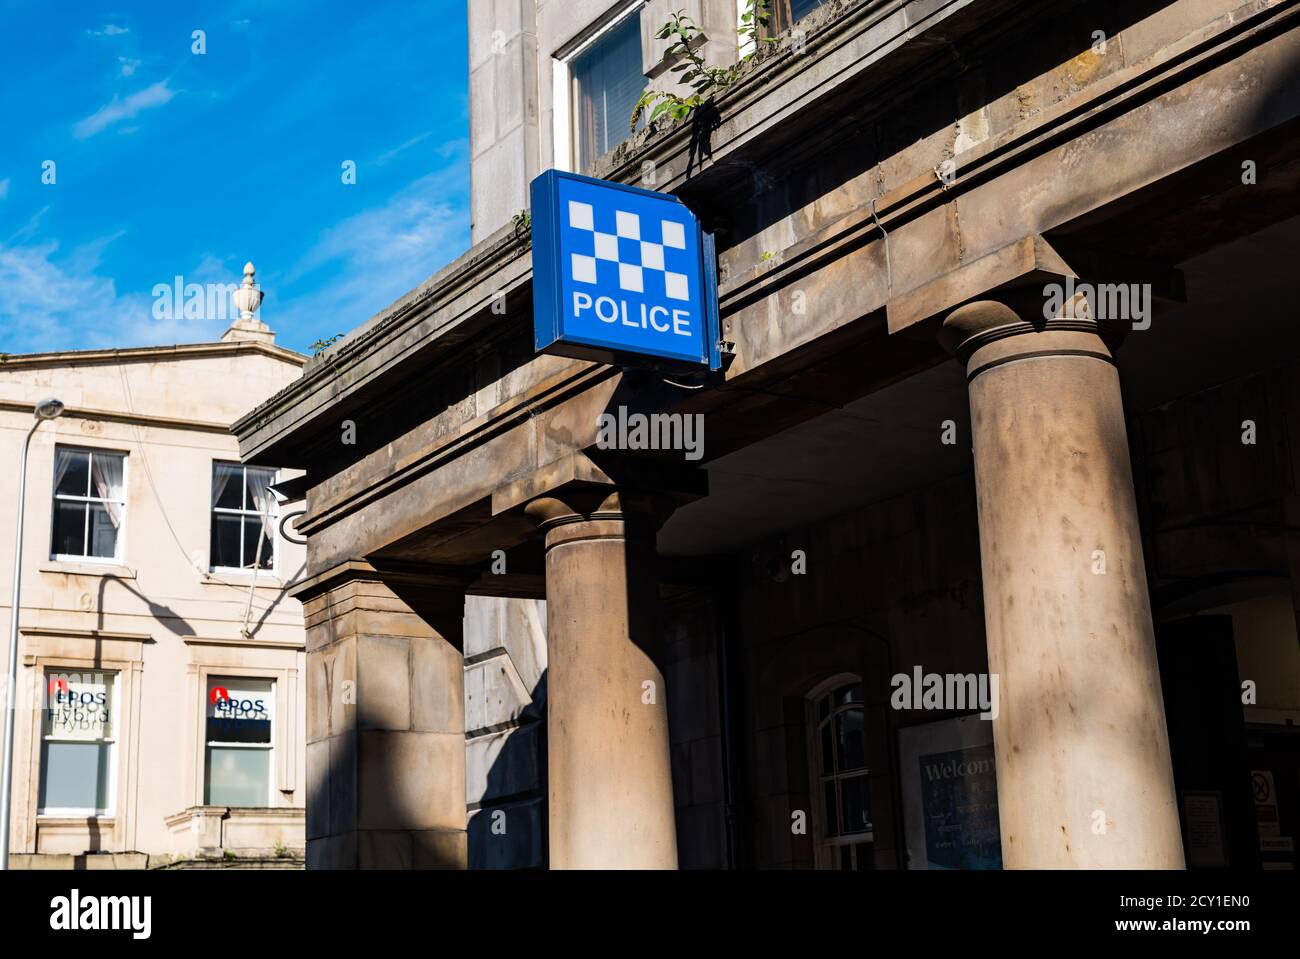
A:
[0,300,310,868]
[236,0,1300,868]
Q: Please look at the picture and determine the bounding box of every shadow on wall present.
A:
[96,574,195,637]
[470,667,548,869]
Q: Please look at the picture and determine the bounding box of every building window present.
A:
[205,677,274,807]
[769,0,827,35]
[809,678,873,869]
[39,670,117,816]
[210,462,277,572]
[569,5,646,173]
[51,447,126,562]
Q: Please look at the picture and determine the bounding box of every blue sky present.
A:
[0,0,470,356]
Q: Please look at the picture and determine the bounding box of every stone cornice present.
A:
[0,339,306,370]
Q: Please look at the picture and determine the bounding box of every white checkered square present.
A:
[640,241,664,272]
[571,253,598,285]
[664,271,689,301]
[619,263,644,293]
[616,211,641,241]
[594,232,619,261]
[661,220,686,249]
[568,201,594,232]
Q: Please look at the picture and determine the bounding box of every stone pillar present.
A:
[296,563,470,869]
[940,297,1184,869]
[525,490,678,868]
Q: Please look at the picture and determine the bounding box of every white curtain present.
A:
[53,448,77,494]
[212,463,239,508]
[89,453,124,528]
[244,468,277,564]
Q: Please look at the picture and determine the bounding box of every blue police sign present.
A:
[531,169,721,370]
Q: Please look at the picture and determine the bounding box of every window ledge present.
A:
[39,561,136,580]
[201,571,283,589]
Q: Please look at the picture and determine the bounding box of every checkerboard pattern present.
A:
[566,199,691,301]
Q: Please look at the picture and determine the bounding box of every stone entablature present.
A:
[237,1,1298,532]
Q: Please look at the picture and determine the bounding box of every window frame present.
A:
[49,445,128,565]
[209,461,279,577]
[552,0,645,174]
[766,0,827,36]
[37,669,119,818]
[203,676,276,808]
[806,673,874,870]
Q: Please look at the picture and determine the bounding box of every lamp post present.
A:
[1,397,64,870]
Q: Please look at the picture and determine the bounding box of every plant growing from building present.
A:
[512,209,532,234]
[629,1,774,133]
[310,334,344,354]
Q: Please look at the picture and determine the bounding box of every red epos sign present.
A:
[209,686,230,705]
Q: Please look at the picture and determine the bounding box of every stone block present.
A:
[412,828,469,869]
[412,634,465,733]
[306,833,356,870]
[328,730,357,838]
[358,731,466,831]
[357,829,412,869]
[356,634,411,732]
[305,739,330,840]
[470,61,498,158]
[464,653,530,732]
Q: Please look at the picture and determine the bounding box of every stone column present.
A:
[940,296,1184,869]
[296,562,470,869]
[525,490,678,869]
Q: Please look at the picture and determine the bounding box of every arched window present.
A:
[808,676,873,869]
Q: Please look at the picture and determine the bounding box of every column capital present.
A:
[938,294,1125,378]
[523,487,678,533]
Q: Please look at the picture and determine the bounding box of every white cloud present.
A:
[0,179,9,200]
[88,24,130,37]
[74,80,175,139]
[118,57,141,77]
[0,238,227,354]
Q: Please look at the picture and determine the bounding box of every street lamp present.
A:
[1,397,64,870]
